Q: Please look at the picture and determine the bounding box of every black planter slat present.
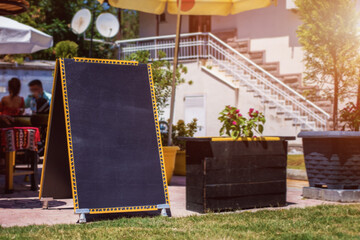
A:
[186,174,204,187]
[209,141,287,157]
[186,187,204,204]
[205,180,286,198]
[205,168,286,184]
[205,193,286,211]
[205,155,287,170]
[185,138,290,213]
[186,202,205,213]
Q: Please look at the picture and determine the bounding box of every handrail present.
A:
[207,32,330,119]
[115,32,205,44]
[117,32,330,129]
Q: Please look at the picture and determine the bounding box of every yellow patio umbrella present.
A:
[98,0,277,145]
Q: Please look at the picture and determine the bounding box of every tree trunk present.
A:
[357,78,360,108]
[356,78,360,131]
[333,64,339,130]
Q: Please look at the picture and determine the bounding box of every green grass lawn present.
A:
[1,205,360,239]
[288,155,305,170]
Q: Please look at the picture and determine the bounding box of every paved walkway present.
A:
[0,172,346,227]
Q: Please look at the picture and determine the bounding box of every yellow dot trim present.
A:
[59,58,79,211]
[147,64,170,205]
[211,137,281,141]
[74,57,138,66]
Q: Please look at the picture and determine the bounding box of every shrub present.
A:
[55,40,78,58]
[161,119,198,150]
[339,102,360,131]
[218,105,265,139]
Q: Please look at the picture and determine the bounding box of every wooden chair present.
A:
[0,127,40,193]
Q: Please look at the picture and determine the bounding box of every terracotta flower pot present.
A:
[162,146,180,185]
[174,150,186,176]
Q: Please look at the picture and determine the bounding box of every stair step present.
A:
[234,47,248,54]
[282,75,300,84]
[234,39,249,47]
[226,37,237,43]
[257,63,278,71]
[251,58,264,65]
[249,51,264,59]
[287,82,300,89]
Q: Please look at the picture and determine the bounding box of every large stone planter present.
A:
[162,146,180,185]
[174,150,186,176]
[298,131,360,189]
[184,137,294,213]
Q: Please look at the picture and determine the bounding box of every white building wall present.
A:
[163,61,301,141]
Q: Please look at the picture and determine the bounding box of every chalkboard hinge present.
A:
[75,209,90,223]
[75,209,90,214]
[157,204,170,209]
[157,204,170,217]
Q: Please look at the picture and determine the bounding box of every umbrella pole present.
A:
[167,4,182,146]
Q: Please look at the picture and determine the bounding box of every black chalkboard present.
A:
[39,58,170,215]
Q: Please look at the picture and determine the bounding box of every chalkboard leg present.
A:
[78,213,87,223]
[76,209,89,223]
[160,208,168,217]
[41,198,53,209]
[42,200,49,209]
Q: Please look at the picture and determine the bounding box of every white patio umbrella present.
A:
[0,16,53,54]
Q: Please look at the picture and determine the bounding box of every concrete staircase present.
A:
[116,32,331,131]
[225,37,333,121]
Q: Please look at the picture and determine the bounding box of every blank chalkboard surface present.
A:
[39,58,169,215]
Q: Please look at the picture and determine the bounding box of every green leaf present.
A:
[258,124,264,134]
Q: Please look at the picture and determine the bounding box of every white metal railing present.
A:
[115,32,330,130]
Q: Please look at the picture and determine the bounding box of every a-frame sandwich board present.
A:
[39,58,170,222]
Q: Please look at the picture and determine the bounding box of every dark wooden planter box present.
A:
[298,131,360,189]
[184,137,293,213]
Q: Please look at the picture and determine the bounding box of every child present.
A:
[0,78,24,116]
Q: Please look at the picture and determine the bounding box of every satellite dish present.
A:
[71,9,92,35]
[96,13,119,38]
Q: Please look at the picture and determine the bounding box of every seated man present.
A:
[25,80,52,114]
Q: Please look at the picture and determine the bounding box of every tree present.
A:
[7,0,139,60]
[295,0,360,130]
[127,50,191,117]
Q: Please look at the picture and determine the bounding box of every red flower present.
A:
[249,108,254,113]
[236,109,240,113]
[232,121,237,125]
[238,113,242,117]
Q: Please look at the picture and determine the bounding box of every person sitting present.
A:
[0,78,25,116]
[25,80,52,114]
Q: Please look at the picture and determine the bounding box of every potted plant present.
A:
[161,119,198,176]
[127,50,191,185]
[298,102,360,189]
[185,106,294,213]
